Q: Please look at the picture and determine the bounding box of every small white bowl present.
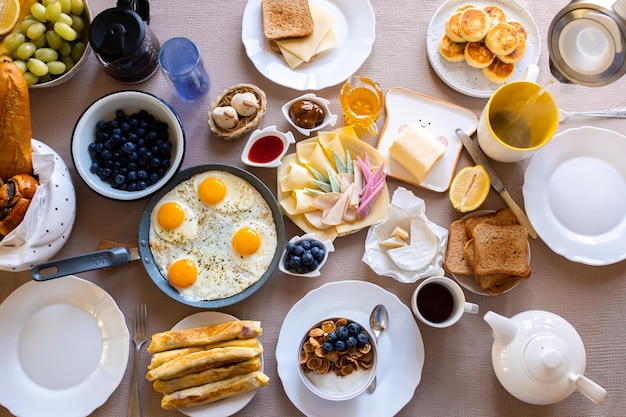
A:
[282,93,337,136]
[279,233,334,277]
[241,125,295,168]
[71,91,185,201]
[297,317,377,401]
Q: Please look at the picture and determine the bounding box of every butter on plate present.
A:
[388,123,446,183]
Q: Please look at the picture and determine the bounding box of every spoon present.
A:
[558,107,626,123]
[367,304,388,394]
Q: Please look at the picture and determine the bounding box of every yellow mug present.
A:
[477,65,559,163]
[339,76,383,137]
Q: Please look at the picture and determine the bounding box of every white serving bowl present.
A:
[241,125,295,168]
[71,90,185,201]
[279,233,334,277]
[282,93,337,136]
[297,317,377,401]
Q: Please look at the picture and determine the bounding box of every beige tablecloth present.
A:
[2,1,626,416]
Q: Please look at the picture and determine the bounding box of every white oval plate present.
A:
[276,280,424,417]
[172,311,262,417]
[376,87,478,192]
[523,126,626,266]
[241,0,376,91]
[0,276,128,417]
[426,0,540,98]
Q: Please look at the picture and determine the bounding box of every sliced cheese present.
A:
[318,131,346,165]
[280,162,315,192]
[390,226,409,241]
[296,142,336,177]
[276,4,336,63]
[388,123,446,183]
[386,219,438,271]
[379,236,408,249]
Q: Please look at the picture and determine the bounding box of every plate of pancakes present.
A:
[426,0,540,98]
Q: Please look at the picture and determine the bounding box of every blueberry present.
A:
[301,251,314,266]
[336,326,348,341]
[89,162,98,173]
[311,246,325,262]
[326,332,337,344]
[357,332,369,347]
[335,340,346,352]
[347,322,361,337]
[114,174,125,185]
[322,342,334,354]
[300,240,312,251]
[346,336,357,349]
[286,243,298,254]
[289,255,302,269]
[294,244,305,256]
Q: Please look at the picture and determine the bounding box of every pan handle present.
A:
[31,247,133,281]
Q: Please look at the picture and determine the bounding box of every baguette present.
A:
[0,173,38,237]
[0,59,32,182]
[261,0,314,41]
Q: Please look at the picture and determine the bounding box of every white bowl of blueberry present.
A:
[71,90,185,201]
[279,233,334,277]
[298,317,377,401]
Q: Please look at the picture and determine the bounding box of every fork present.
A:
[127,304,148,417]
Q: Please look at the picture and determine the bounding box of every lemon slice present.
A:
[0,0,20,35]
[449,165,491,212]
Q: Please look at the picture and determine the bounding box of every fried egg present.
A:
[167,258,198,289]
[230,221,278,276]
[151,198,198,243]
[193,171,255,214]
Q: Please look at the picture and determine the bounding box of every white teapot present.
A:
[484,310,607,405]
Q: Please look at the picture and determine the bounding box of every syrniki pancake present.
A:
[483,5,507,26]
[445,12,465,43]
[508,21,528,40]
[458,7,490,42]
[499,33,526,64]
[485,22,519,56]
[464,41,495,68]
[482,57,515,84]
[439,35,466,63]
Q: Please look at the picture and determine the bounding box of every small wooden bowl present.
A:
[208,84,267,140]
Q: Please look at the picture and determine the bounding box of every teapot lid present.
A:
[89,0,149,61]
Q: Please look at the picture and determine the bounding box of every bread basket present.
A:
[208,84,267,140]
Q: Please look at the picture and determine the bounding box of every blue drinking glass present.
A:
[158,37,210,101]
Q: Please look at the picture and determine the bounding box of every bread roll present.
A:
[0,173,39,237]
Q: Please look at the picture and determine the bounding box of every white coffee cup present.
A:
[477,65,559,163]
[411,276,479,328]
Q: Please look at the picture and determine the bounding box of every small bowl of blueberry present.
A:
[279,233,334,277]
[298,317,377,401]
[71,90,185,201]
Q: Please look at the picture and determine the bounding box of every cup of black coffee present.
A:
[411,276,479,328]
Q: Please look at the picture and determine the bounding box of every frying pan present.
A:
[31,164,285,308]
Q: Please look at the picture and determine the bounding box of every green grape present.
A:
[39,73,52,83]
[45,2,63,22]
[23,72,40,86]
[60,55,75,71]
[35,47,59,62]
[20,17,40,32]
[3,33,26,51]
[57,13,73,26]
[58,40,72,56]
[70,0,84,15]
[27,58,49,77]
[59,0,71,14]
[41,0,56,7]
[32,35,47,49]
[46,60,66,75]
[70,41,86,61]
[26,22,46,39]
[16,42,36,60]
[46,30,63,50]
[30,3,48,22]
[70,14,84,32]
[12,60,28,74]
[54,22,77,41]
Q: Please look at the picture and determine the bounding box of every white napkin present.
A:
[362,187,448,283]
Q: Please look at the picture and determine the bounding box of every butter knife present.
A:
[455,128,537,239]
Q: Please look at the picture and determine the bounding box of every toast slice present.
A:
[471,223,531,277]
[464,208,519,238]
[261,0,314,41]
[443,219,473,275]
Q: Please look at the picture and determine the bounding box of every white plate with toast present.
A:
[241,0,376,90]
[276,280,424,417]
[0,276,128,417]
[376,87,478,192]
[426,0,540,98]
[523,126,626,266]
[171,312,263,417]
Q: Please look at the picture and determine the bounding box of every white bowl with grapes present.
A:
[279,233,335,277]
[2,0,91,88]
[71,90,185,201]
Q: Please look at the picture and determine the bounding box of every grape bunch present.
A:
[2,0,87,85]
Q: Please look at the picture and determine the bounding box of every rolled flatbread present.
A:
[147,320,262,353]
[146,346,263,381]
[153,357,262,394]
[160,371,270,410]
[148,338,262,370]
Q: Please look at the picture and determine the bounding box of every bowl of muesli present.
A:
[297,317,377,401]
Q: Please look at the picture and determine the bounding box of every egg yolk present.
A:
[199,177,227,205]
[157,201,185,230]
[232,227,261,256]
[168,259,198,288]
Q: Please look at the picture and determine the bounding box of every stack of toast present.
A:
[444,208,531,295]
[261,0,314,42]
